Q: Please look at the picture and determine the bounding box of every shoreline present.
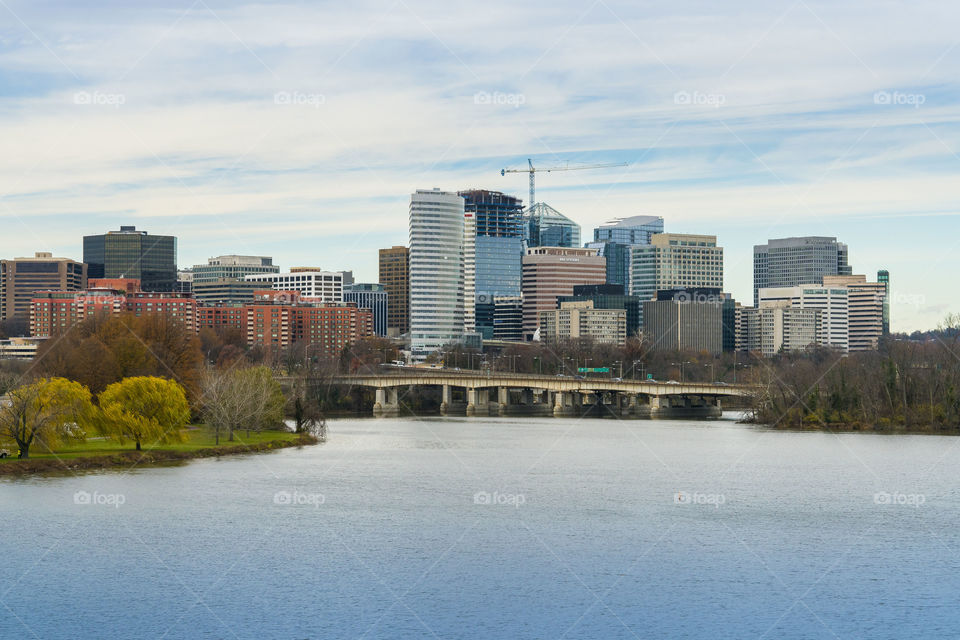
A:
[0,434,320,477]
[742,419,960,435]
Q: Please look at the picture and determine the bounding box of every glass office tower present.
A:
[590,215,664,291]
[83,225,177,292]
[878,269,890,334]
[459,190,523,339]
[523,202,581,248]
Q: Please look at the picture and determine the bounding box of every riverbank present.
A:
[743,417,960,434]
[0,429,319,477]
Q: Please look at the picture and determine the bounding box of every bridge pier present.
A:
[466,388,492,417]
[440,384,452,415]
[440,385,468,416]
[373,387,400,417]
[645,394,722,419]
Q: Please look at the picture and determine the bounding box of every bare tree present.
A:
[200,366,285,444]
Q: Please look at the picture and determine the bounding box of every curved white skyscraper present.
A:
[409,189,465,361]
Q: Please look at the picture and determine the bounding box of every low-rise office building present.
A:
[738,304,820,355]
[557,284,642,339]
[0,336,46,360]
[759,284,849,353]
[245,268,353,303]
[538,300,626,345]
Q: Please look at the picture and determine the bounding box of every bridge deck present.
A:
[333,370,752,397]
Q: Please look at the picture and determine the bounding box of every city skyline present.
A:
[2,1,958,331]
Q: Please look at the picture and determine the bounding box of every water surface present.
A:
[3,414,958,638]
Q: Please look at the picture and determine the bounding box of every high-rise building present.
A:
[878,269,890,334]
[244,269,352,303]
[83,226,177,292]
[492,296,524,342]
[642,290,724,355]
[629,233,724,328]
[192,255,279,283]
[557,284,642,338]
[379,246,410,338]
[753,236,852,306]
[459,190,523,339]
[409,189,465,361]
[522,202,581,248]
[521,247,606,340]
[589,214,664,292]
[759,284,849,353]
[823,275,885,352]
[1,253,87,324]
[539,300,626,345]
[344,283,389,337]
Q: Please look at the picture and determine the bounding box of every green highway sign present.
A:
[578,367,610,373]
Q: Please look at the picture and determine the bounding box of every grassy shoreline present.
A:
[0,428,319,477]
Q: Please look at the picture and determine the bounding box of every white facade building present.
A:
[759,285,849,353]
[245,269,354,303]
[409,189,465,361]
[463,210,476,333]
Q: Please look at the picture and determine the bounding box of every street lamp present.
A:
[671,361,691,382]
[704,362,715,383]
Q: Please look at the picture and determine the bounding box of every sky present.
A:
[0,0,958,332]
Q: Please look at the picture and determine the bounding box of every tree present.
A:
[200,366,286,444]
[98,377,190,451]
[35,314,204,400]
[0,378,93,459]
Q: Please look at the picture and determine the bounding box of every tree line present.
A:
[5,311,959,435]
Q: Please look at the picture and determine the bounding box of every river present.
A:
[2,413,959,638]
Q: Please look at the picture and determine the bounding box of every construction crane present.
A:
[500,158,628,207]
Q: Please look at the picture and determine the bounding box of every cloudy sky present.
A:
[1,0,957,331]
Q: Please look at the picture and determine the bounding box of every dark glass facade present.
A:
[83,226,177,292]
[460,190,523,339]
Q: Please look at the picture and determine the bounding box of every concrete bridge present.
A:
[334,370,753,419]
